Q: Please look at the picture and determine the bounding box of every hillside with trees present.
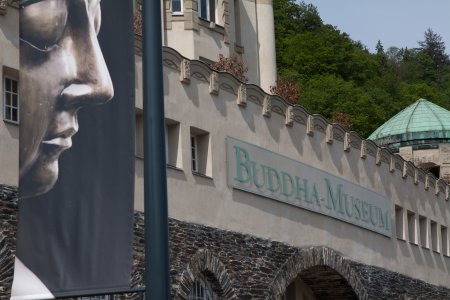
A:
[273,0,450,137]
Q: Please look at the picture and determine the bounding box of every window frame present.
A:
[431,220,438,252]
[189,278,213,300]
[198,0,217,22]
[165,119,182,169]
[172,0,183,15]
[165,123,169,162]
[407,210,417,244]
[190,126,212,177]
[441,225,449,256]
[395,205,404,240]
[419,215,428,248]
[135,111,144,158]
[3,76,19,124]
[191,135,198,172]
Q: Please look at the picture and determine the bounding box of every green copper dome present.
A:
[368,98,450,151]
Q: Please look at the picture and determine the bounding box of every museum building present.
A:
[1,0,450,299]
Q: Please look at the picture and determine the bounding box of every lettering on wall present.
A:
[226,137,392,237]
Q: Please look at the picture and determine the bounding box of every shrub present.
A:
[134,10,142,36]
[270,79,300,104]
[331,112,352,131]
[210,53,248,82]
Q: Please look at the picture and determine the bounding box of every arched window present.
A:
[189,278,213,300]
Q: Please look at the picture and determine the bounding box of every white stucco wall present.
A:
[163,0,277,91]
[0,7,19,186]
[146,50,450,288]
[238,0,259,85]
[255,0,277,91]
[165,21,197,59]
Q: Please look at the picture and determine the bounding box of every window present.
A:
[395,206,404,240]
[137,116,182,168]
[190,127,211,176]
[442,226,448,256]
[3,76,18,123]
[165,119,182,168]
[198,0,216,22]
[419,215,428,248]
[135,111,144,158]
[431,220,438,252]
[189,278,213,300]
[191,135,198,172]
[172,0,183,15]
[407,210,416,244]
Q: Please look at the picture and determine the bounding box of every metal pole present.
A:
[142,0,170,298]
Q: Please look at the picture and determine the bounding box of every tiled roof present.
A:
[368,98,450,145]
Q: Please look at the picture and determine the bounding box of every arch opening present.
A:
[176,249,238,300]
[283,265,358,300]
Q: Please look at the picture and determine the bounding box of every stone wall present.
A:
[162,217,450,300]
[0,184,17,298]
[1,185,450,299]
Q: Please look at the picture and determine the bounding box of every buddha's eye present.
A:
[20,0,68,51]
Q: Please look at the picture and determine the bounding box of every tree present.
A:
[375,40,387,65]
[279,26,377,84]
[274,0,322,37]
[418,28,449,71]
[274,0,323,72]
[375,40,384,55]
[272,0,450,138]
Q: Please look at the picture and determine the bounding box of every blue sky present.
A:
[302,0,450,54]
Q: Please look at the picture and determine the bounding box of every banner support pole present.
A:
[142,0,170,298]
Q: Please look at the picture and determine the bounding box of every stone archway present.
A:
[289,265,358,299]
[270,246,368,300]
[175,249,238,300]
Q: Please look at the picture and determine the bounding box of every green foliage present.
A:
[419,28,449,72]
[273,0,450,138]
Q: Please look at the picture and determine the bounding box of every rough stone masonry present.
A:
[1,185,450,299]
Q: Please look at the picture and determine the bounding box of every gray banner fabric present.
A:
[14,0,135,298]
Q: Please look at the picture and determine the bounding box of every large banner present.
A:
[12,0,135,298]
